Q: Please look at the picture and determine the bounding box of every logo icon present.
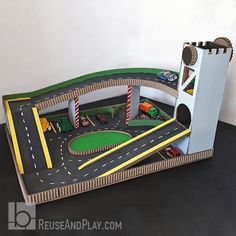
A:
[8,202,36,230]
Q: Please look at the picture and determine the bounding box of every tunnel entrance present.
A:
[176,104,191,128]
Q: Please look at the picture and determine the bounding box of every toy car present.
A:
[157,71,178,82]
[56,117,73,132]
[95,113,109,124]
[186,89,193,95]
[80,116,90,127]
[40,117,51,132]
[139,102,160,118]
[165,147,182,158]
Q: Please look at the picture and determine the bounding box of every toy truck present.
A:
[40,118,51,132]
[56,117,73,133]
[139,102,159,118]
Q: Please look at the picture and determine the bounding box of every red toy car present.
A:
[165,147,182,158]
[95,113,109,124]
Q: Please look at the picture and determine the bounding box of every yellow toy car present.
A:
[40,118,51,132]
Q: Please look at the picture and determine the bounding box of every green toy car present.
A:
[147,107,159,118]
[56,117,73,133]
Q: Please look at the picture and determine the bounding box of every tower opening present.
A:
[176,104,191,128]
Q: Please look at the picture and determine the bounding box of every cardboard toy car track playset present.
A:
[2,37,233,205]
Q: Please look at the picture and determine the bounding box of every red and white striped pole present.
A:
[74,97,80,129]
[125,85,132,125]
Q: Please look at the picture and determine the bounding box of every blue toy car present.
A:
[157,71,177,82]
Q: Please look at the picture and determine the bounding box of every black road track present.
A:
[78,121,186,180]
[22,120,188,194]
[9,100,49,173]
[32,72,178,105]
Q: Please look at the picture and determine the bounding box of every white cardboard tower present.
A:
[174,40,232,154]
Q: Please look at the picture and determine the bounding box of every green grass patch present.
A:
[44,113,68,122]
[128,99,172,127]
[69,131,131,152]
[128,119,164,127]
[81,107,114,118]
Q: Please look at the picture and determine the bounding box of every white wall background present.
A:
[0,0,235,125]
